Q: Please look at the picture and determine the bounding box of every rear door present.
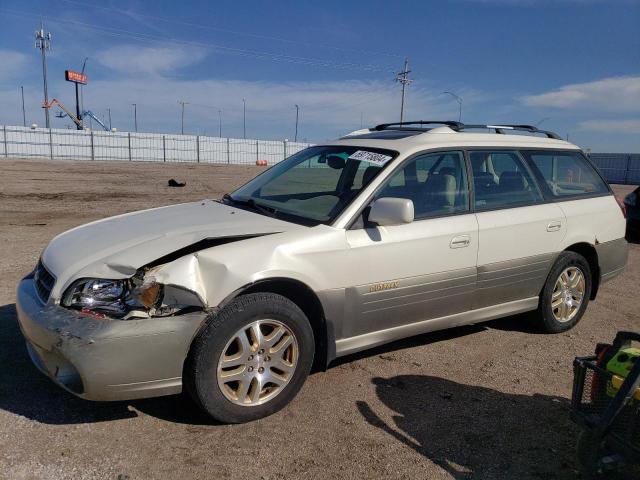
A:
[470,150,566,309]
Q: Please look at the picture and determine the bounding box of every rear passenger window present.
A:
[469,151,543,210]
[523,151,609,197]
[376,151,469,219]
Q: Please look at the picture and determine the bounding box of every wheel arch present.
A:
[223,277,334,372]
[563,242,600,300]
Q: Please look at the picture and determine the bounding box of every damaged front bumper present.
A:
[16,277,207,401]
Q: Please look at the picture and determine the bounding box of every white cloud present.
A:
[579,119,640,133]
[96,45,208,75]
[521,75,640,113]
[0,49,29,82]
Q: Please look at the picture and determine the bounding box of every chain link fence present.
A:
[1,125,313,165]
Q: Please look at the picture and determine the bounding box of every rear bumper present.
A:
[16,278,206,401]
[596,237,629,284]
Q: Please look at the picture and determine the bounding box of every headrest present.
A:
[499,171,525,191]
[474,171,494,186]
[426,173,456,207]
[439,167,456,177]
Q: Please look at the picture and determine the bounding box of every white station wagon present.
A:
[17,121,628,423]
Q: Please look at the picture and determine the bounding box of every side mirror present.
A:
[368,197,414,226]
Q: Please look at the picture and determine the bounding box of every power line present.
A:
[4,9,396,73]
[58,0,403,60]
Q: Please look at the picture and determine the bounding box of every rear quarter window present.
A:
[523,151,610,198]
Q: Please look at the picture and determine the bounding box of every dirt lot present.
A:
[0,158,638,480]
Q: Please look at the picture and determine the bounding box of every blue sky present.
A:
[0,0,638,151]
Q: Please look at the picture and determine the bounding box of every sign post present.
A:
[65,70,88,130]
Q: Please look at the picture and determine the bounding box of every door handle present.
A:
[547,221,562,232]
[450,235,471,248]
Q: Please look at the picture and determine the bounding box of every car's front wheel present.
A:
[185,292,314,423]
[536,251,592,333]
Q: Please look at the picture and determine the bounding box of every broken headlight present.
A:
[62,277,162,318]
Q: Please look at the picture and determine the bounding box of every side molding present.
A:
[334,297,539,357]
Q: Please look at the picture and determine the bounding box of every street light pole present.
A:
[21,86,26,127]
[178,100,189,134]
[443,91,463,122]
[218,110,222,137]
[35,24,52,128]
[294,104,299,142]
[132,103,137,132]
[243,98,246,139]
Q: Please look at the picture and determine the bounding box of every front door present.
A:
[341,150,479,340]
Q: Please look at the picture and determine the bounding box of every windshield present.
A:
[228,145,397,225]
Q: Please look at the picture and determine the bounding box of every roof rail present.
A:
[372,120,562,140]
[373,120,464,131]
[462,124,563,140]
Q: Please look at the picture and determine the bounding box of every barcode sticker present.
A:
[348,150,393,165]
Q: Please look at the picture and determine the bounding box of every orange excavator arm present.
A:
[43,99,83,129]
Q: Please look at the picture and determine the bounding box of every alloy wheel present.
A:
[551,266,585,323]
[217,319,298,406]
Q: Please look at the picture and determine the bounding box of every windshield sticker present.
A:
[348,150,393,165]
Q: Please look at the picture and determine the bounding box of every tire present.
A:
[184,292,314,423]
[536,251,592,333]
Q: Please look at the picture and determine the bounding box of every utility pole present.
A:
[395,58,412,123]
[218,109,222,137]
[443,91,463,122]
[294,104,299,142]
[178,100,189,134]
[35,24,52,128]
[21,86,26,127]
[242,98,246,139]
[132,103,137,132]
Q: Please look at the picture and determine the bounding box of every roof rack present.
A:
[463,124,563,140]
[372,120,562,140]
[373,120,464,131]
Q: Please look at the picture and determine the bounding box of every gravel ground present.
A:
[0,158,638,480]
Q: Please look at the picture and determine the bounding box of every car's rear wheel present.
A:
[184,292,314,423]
[537,251,592,333]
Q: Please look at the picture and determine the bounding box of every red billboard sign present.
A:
[65,70,88,84]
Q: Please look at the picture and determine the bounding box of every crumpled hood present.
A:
[42,199,302,296]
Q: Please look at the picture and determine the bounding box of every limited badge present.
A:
[368,281,399,293]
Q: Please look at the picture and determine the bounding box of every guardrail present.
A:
[0,125,313,165]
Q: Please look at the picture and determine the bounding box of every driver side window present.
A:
[376,151,469,220]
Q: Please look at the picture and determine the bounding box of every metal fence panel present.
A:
[590,153,640,185]
[0,125,313,166]
[5,125,640,185]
